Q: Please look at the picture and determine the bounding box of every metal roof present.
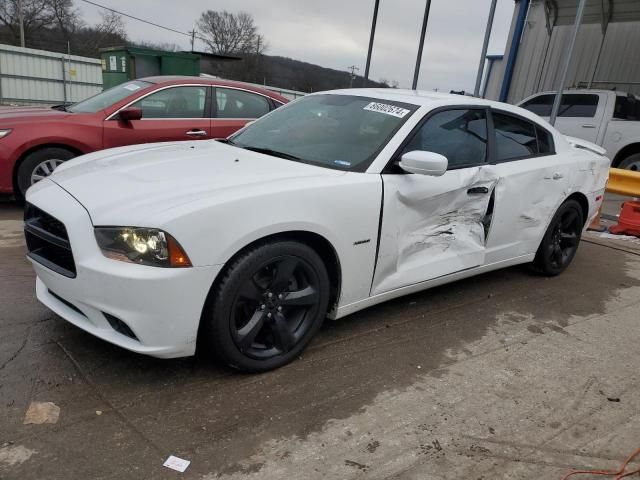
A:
[548,0,640,27]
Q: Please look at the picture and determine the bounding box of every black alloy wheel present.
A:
[203,241,330,372]
[532,199,584,276]
[232,256,321,359]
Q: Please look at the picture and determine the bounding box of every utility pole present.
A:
[347,65,360,88]
[190,30,196,51]
[474,0,497,97]
[17,0,25,47]
[412,0,432,90]
[363,0,380,85]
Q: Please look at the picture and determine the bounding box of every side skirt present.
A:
[333,253,535,319]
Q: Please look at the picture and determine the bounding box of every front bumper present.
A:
[26,180,221,358]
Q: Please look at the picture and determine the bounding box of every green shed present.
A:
[100,46,201,89]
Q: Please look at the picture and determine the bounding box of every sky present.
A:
[77,0,516,92]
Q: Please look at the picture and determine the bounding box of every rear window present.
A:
[614,95,640,120]
[520,93,599,118]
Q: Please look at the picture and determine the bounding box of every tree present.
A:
[197,10,266,55]
[134,40,181,52]
[0,0,55,43]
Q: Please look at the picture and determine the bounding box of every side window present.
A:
[521,94,553,116]
[557,94,598,117]
[131,86,207,119]
[216,88,270,119]
[493,112,538,161]
[520,93,598,118]
[614,95,640,121]
[536,125,554,154]
[402,109,487,169]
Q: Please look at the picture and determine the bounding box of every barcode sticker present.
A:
[363,102,410,118]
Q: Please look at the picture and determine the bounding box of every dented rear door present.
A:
[484,111,570,262]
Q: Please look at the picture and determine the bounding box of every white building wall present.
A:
[0,44,102,105]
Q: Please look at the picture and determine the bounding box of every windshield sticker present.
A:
[363,102,410,118]
[334,160,351,167]
[123,84,141,91]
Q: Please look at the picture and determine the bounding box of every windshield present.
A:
[230,94,418,171]
[68,80,152,113]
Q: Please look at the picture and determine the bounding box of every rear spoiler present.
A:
[565,136,607,156]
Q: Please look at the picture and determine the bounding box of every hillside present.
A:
[201,54,388,93]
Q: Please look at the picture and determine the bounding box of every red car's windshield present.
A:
[67,80,152,113]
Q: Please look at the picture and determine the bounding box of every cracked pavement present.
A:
[2,198,640,479]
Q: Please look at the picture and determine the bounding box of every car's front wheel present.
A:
[532,199,584,276]
[16,147,76,201]
[202,240,330,372]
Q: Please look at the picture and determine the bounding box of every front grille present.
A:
[24,204,76,278]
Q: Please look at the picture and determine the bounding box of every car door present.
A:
[483,110,570,263]
[520,93,605,143]
[211,87,273,138]
[371,107,497,296]
[103,85,212,148]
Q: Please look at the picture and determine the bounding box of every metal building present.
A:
[484,0,640,104]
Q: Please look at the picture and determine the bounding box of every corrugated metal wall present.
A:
[484,0,640,103]
[0,44,102,105]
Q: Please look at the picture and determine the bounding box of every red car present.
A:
[0,76,288,199]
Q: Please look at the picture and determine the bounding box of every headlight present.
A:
[94,227,192,267]
[0,129,12,138]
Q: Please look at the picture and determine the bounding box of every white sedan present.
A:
[25,89,609,372]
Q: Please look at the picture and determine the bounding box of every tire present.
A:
[531,199,584,276]
[202,241,331,372]
[16,147,76,201]
[617,153,640,171]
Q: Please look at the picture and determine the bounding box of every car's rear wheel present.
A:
[617,153,640,171]
[16,147,76,201]
[202,241,330,372]
[532,199,584,276]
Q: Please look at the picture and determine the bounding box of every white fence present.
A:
[0,44,103,105]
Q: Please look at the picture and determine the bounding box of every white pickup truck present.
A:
[519,89,640,170]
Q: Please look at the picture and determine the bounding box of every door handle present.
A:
[581,123,596,128]
[467,186,489,195]
[186,129,208,137]
[544,172,564,180]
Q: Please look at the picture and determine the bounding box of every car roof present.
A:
[318,88,527,113]
[526,89,631,97]
[137,76,289,102]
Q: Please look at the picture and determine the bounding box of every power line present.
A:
[78,0,202,42]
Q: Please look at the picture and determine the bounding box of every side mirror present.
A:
[399,151,448,176]
[118,107,143,122]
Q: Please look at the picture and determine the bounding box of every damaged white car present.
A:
[25,90,609,372]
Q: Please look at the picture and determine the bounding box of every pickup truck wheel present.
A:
[16,147,76,201]
[531,199,583,276]
[617,153,640,171]
[203,241,330,372]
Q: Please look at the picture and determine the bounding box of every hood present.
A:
[0,105,70,122]
[49,140,344,225]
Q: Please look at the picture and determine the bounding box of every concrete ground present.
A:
[2,197,640,480]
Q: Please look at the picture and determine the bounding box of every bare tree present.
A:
[0,0,55,42]
[95,10,125,39]
[135,40,181,52]
[197,10,265,55]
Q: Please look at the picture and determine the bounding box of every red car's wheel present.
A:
[16,147,76,201]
